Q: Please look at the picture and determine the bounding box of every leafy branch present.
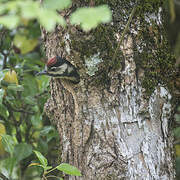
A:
[31,151,82,180]
[0,0,112,32]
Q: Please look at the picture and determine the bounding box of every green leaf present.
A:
[44,166,53,171]
[34,150,48,168]
[22,74,38,97]
[40,126,55,136]
[0,104,9,119]
[14,143,32,162]
[37,138,48,154]
[5,1,19,11]
[56,163,82,176]
[0,89,5,104]
[13,34,38,54]
[19,1,40,19]
[0,15,20,29]
[24,96,36,105]
[3,157,16,176]
[1,134,16,156]
[7,84,24,91]
[40,126,58,142]
[1,34,11,50]
[174,127,180,139]
[0,70,5,81]
[175,114,180,122]
[43,0,71,10]
[46,130,59,142]
[0,4,7,14]
[32,105,39,113]
[31,114,42,127]
[70,5,112,31]
[37,75,50,93]
[38,8,66,31]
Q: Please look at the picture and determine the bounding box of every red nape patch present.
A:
[47,57,57,67]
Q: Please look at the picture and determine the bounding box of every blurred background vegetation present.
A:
[165,1,180,179]
[0,0,179,180]
[0,12,59,180]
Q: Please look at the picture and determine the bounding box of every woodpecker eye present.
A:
[49,67,57,71]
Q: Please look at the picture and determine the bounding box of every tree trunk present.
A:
[43,0,176,179]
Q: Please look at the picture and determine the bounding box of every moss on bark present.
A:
[69,0,177,95]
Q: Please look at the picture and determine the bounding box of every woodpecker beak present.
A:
[36,70,48,76]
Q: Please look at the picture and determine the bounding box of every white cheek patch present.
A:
[49,63,68,74]
[68,66,73,73]
[51,67,58,71]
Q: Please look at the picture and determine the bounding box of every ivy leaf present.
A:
[43,0,71,10]
[56,163,82,176]
[1,134,16,156]
[70,5,112,31]
[14,143,32,162]
[34,150,48,168]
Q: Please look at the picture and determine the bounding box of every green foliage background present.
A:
[165,1,180,179]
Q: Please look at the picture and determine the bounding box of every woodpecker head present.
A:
[37,56,80,84]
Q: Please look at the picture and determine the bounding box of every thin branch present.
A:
[1,51,9,70]
[46,175,62,179]
[112,3,137,62]
[4,99,35,115]
[42,174,48,180]
[45,166,58,175]
[3,100,22,142]
[11,108,35,115]
[34,90,48,98]
[0,28,10,70]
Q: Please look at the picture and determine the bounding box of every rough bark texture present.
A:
[42,0,177,179]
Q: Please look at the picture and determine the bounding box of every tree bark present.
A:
[42,0,176,179]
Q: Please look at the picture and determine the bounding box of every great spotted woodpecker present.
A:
[37,56,80,84]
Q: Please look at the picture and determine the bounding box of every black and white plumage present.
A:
[37,56,80,84]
